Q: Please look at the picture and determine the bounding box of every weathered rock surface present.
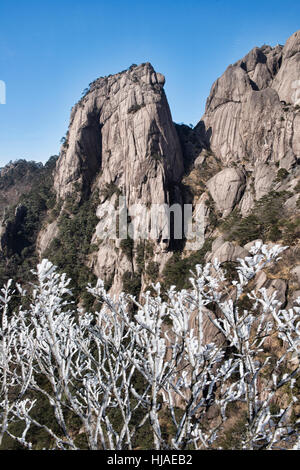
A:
[253,163,277,200]
[291,265,300,284]
[206,168,246,216]
[199,32,300,167]
[50,63,184,295]
[190,30,300,217]
[206,241,249,264]
[36,220,59,256]
[54,63,183,200]
[272,30,300,106]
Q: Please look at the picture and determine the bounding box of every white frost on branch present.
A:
[0,244,299,450]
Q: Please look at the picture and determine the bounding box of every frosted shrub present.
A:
[0,243,299,450]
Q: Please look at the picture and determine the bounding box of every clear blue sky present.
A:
[0,0,299,167]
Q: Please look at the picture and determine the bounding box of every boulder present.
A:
[206,168,246,216]
[207,241,249,264]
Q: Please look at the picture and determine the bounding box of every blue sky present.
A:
[0,0,299,167]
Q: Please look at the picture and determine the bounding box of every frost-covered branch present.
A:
[0,243,299,450]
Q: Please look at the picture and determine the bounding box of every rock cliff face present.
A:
[46,63,184,296]
[190,31,300,218]
[200,31,300,167]
[175,31,299,225]
[54,62,183,199]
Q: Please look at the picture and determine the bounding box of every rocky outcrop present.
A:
[36,220,59,256]
[253,163,277,200]
[0,160,45,219]
[47,63,184,295]
[192,30,300,217]
[206,240,249,264]
[206,168,246,216]
[0,204,27,254]
[54,63,183,200]
[0,158,57,258]
[272,31,300,106]
[291,265,300,285]
[199,33,299,167]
